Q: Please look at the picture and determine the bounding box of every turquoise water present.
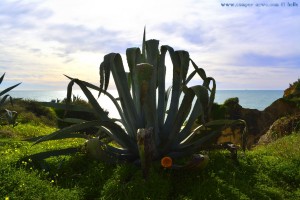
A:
[9,90,283,118]
[214,90,283,110]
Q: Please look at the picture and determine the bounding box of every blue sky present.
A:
[0,0,299,90]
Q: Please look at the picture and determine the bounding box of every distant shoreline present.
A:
[9,90,283,116]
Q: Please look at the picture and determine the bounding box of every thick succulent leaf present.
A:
[190,85,209,110]
[162,50,191,143]
[0,73,5,84]
[34,120,136,153]
[145,39,159,90]
[161,46,181,140]
[125,72,132,91]
[126,48,142,73]
[179,119,247,150]
[126,47,142,105]
[64,76,109,121]
[97,121,137,152]
[40,102,95,114]
[67,78,131,132]
[71,79,125,119]
[108,53,140,136]
[99,55,111,96]
[162,87,195,154]
[189,59,207,80]
[58,118,88,124]
[0,82,21,97]
[1,109,18,125]
[142,27,146,62]
[97,140,137,161]
[206,77,216,119]
[157,47,167,129]
[191,85,209,123]
[145,39,159,66]
[0,94,11,106]
[174,99,202,146]
[178,51,190,83]
[64,75,75,115]
[33,121,103,145]
[173,129,221,157]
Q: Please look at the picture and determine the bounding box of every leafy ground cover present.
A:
[0,101,299,200]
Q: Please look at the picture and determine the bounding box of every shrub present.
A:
[0,73,21,126]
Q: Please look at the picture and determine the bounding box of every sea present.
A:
[9,90,283,118]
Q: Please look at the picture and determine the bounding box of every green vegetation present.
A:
[1,110,299,199]
[1,33,298,199]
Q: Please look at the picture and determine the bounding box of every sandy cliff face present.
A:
[215,97,300,148]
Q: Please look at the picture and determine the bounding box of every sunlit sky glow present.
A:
[1,0,299,90]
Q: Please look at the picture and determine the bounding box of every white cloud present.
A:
[0,0,299,90]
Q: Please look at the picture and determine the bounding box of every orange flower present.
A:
[161,156,172,168]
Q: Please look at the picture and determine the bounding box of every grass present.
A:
[0,100,300,199]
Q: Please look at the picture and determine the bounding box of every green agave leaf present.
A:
[189,59,207,80]
[178,51,190,83]
[174,99,202,146]
[190,85,209,123]
[206,77,216,119]
[172,129,221,158]
[145,39,159,91]
[162,87,195,154]
[68,78,132,133]
[126,47,142,73]
[145,39,159,66]
[34,120,137,153]
[43,132,88,141]
[160,46,180,140]
[39,102,95,113]
[190,85,209,110]
[65,76,109,121]
[0,73,5,84]
[33,121,102,145]
[126,47,142,106]
[0,82,21,97]
[157,47,167,130]
[72,79,125,120]
[180,119,247,149]
[142,27,146,62]
[107,53,140,136]
[125,72,132,91]
[96,140,137,161]
[0,94,11,106]
[99,54,111,96]
[163,50,190,136]
[0,109,18,125]
[97,121,138,154]
[58,118,88,124]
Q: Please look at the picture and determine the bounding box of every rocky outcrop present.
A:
[243,98,299,147]
[212,80,300,148]
[214,97,300,148]
[283,79,300,98]
[258,113,300,144]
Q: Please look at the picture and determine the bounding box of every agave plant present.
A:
[0,73,21,126]
[33,30,246,171]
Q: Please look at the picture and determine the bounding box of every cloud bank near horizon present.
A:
[0,0,299,90]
